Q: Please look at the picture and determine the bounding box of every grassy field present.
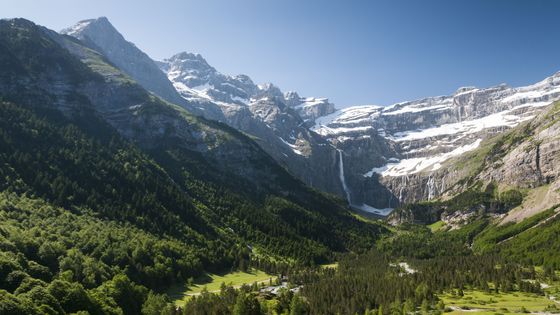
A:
[320,262,339,269]
[167,269,275,305]
[428,220,446,232]
[440,289,559,314]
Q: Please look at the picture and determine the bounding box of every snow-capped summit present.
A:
[160,51,259,105]
[157,50,347,196]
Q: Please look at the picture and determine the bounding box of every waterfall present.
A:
[426,175,436,200]
[337,149,351,204]
[398,175,408,202]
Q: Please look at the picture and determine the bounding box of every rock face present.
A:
[312,74,560,212]
[474,102,560,189]
[284,91,336,122]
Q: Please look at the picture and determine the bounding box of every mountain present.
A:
[0,18,385,313]
[60,17,190,110]
[158,52,343,195]
[63,18,345,199]
[59,17,560,219]
[312,73,560,213]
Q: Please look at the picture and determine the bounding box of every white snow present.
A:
[231,95,249,104]
[295,97,328,109]
[500,86,560,104]
[382,102,452,116]
[454,88,479,97]
[314,125,374,136]
[191,82,213,91]
[353,203,393,216]
[364,139,482,177]
[278,137,304,156]
[63,20,92,36]
[389,109,533,142]
[313,105,382,129]
[172,81,211,100]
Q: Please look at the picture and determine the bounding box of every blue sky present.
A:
[2,0,560,107]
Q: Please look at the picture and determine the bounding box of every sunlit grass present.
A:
[428,220,446,232]
[167,268,275,305]
[440,289,559,314]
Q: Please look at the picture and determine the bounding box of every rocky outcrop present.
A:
[284,91,336,122]
[474,102,560,189]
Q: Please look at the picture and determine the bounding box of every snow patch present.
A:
[278,137,304,156]
[364,139,482,177]
[62,20,92,36]
[382,102,452,116]
[353,203,393,216]
[389,109,533,142]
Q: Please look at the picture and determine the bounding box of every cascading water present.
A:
[398,175,408,202]
[426,175,436,200]
[337,149,352,204]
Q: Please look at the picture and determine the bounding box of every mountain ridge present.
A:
[61,17,560,217]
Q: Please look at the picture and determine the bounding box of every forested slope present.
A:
[0,18,386,314]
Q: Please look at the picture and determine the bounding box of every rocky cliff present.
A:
[313,74,560,213]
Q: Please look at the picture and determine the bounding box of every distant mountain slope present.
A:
[312,74,560,211]
[158,52,344,196]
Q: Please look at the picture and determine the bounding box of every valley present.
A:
[0,6,559,315]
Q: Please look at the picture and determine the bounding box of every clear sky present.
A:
[2,0,560,107]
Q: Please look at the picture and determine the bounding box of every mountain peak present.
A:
[60,17,189,108]
[60,16,118,39]
[166,51,215,73]
[0,17,38,29]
